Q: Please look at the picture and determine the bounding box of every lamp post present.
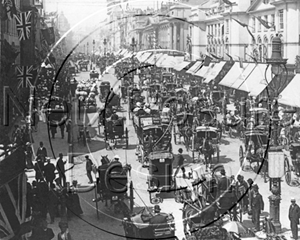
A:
[103,38,107,70]
[87,42,89,60]
[265,34,288,234]
[130,37,136,82]
[92,39,95,65]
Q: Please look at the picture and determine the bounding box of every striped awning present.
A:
[186,61,202,74]
[204,61,226,83]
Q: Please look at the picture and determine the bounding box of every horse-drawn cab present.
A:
[194,126,220,165]
[134,113,172,166]
[211,90,225,111]
[165,83,177,95]
[149,83,162,98]
[78,60,89,71]
[122,207,176,240]
[197,109,221,133]
[239,129,268,173]
[129,87,145,112]
[148,151,174,192]
[104,115,129,150]
[99,81,111,102]
[175,88,189,105]
[92,156,133,215]
[161,72,173,83]
[189,86,200,98]
[90,69,99,79]
[248,107,269,128]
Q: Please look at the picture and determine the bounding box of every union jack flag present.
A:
[16,66,33,89]
[0,172,28,239]
[14,11,32,41]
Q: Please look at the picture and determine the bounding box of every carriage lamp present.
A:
[265,34,288,234]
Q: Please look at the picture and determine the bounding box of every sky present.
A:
[44,0,166,27]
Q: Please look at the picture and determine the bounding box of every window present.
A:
[258,19,261,32]
[271,14,275,30]
[278,10,284,30]
[218,24,220,36]
[215,24,217,36]
[264,15,268,31]
[252,17,256,32]
[226,19,229,33]
[263,0,269,3]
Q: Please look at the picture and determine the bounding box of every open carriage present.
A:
[181,165,239,239]
[165,83,177,95]
[193,126,220,165]
[122,207,176,240]
[239,129,268,175]
[99,81,111,102]
[189,86,201,98]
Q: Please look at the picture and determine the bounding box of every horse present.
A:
[200,138,214,168]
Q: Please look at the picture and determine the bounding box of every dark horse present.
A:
[200,138,214,168]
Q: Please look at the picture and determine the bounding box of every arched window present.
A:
[279,34,284,57]
[262,36,269,61]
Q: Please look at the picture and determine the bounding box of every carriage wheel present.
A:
[239,146,244,169]
[284,156,292,186]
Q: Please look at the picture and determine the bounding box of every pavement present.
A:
[24,63,300,240]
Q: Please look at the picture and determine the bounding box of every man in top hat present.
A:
[174,148,186,178]
[150,205,167,225]
[44,157,56,187]
[289,197,300,239]
[36,141,47,159]
[109,155,122,174]
[251,184,264,231]
[56,153,67,187]
[85,155,94,184]
[217,169,231,195]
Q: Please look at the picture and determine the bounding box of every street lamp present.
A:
[92,39,95,65]
[87,42,89,59]
[265,33,288,234]
[103,38,107,70]
[130,37,136,82]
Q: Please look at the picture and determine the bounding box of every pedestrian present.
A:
[37,179,49,219]
[85,155,94,183]
[36,141,47,159]
[236,175,249,213]
[32,109,39,132]
[65,118,72,143]
[289,197,300,239]
[31,219,54,240]
[57,221,73,240]
[174,148,186,178]
[34,157,44,182]
[247,178,254,215]
[48,183,58,224]
[44,157,56,187]
[59,117,66,139]
[56,153,67,187]
[250,184,264,231]
[25,142,34,169]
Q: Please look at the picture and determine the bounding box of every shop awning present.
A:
[159,55,178,68]
[156,54,169,67]
[136,51,145,61]
[186,61,202,74]
[147,53,163,65]
[139,52,152,62]
[174,61,191,71]
[230,63,256,90]
[238,63,271,96]
[278,74,300,108]
[218,62,244,87]
[204,61,226,83]
[194,62,215,77]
